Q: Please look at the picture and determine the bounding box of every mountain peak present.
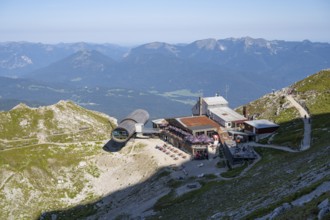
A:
[141,42,178,54]
[126,42,179,59]
[12,102,31,110]
[71,50,98,66]
[71,49,112,61]
[193,38,218,50]
[26,48,118,86]
[144,42,170,50]
[53,100,75,107]
[5,100,116,140]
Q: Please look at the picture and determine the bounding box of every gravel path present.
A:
[251,142,298,152]
[286,95,311,151]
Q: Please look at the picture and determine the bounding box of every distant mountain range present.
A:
[0,42,129,76]
[0,37,329,114]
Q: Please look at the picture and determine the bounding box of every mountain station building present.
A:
[147,95,278,164]
[155,115,221,159]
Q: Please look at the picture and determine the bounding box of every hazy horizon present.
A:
[1,36,330,47]
[1,0,329,45]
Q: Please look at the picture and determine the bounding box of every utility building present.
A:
[192,96,228,116]
[244,120,279,134]
[192,96,247,128]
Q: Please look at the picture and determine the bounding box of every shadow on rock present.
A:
[102,139,127,152]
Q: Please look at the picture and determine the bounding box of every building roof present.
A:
[112,109,149,143]
[176,115,220,131]
[210,107,247,122]
[203,96,228,106]
[121,109,149,124]
[244,120,279,129]
[152,118,168,125]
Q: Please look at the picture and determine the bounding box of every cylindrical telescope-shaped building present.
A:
[111,109,149,143]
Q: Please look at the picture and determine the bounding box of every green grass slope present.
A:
[0,101,116,219]
[235,70,330,149]
[0,100,116,150]
[292,69,330,147]
[236,89,304,148]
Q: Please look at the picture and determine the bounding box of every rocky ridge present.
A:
[0,101,119,219]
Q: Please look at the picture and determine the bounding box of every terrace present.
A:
[223,140,257,165]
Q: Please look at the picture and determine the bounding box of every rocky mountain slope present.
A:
[0,101,119,219]
[0,101,190,220]
[29,50,117,85]
[0,100,116,148]
[236,87,305,149]
[236,69,330,149]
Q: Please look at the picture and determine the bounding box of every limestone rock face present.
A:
[318,199,330,220]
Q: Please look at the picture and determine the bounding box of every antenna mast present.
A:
[198,89,203,116]
[225,85,229,100]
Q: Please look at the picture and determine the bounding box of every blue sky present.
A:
[0,0,329,45]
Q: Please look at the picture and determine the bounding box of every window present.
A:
[207,130,215,137]
[196,131,205,136]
